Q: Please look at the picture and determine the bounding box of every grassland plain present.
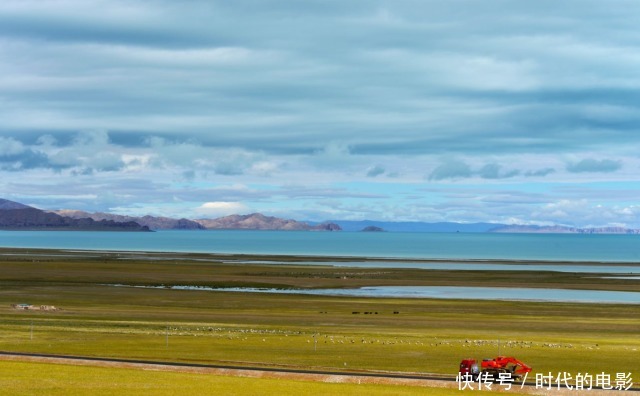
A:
[1,360,506,396]
[0,248,638,391]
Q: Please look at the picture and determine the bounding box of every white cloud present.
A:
[250,161,279,176]
[196,201,250,217]
[0,137,25,156]
[73,130,110,146]
[36,134,57,147]
[94,44,266,66]
[530,199,640,227]
[43,131,125,171]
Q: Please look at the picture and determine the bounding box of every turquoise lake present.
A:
[2,229,640,262]
[4,230,638,303]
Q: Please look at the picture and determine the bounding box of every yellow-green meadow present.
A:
[1,249,638,392]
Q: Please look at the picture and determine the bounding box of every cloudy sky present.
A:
[2,0,640,226]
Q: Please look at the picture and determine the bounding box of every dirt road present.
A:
[0,352,634,395]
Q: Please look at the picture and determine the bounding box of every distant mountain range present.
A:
[54,210,205,230]
[323,220,499,233]
[489,225,640,234]
[195,213,341,231]
[0,199,150,232]
[3,198,640,234]
[328,220,640,234]
[54,210,341,231]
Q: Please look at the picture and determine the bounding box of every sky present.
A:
[2,0,640,227]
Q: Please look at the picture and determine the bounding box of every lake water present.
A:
[2,229,640,263]
[3,229,637,303]
[109,284,640,304]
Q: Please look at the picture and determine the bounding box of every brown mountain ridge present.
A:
[196,213,340,231]
[53,208,340,231]
[0,199,150,231]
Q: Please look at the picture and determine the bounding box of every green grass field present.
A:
[1,360,506,396]
[0,248,638,391]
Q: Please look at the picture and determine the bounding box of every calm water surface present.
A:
[111,285,640,304]
[2,230,640,262]
[4,229,637,302]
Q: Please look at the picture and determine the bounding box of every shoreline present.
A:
[0,247,638,294]
[1,246,640,267]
